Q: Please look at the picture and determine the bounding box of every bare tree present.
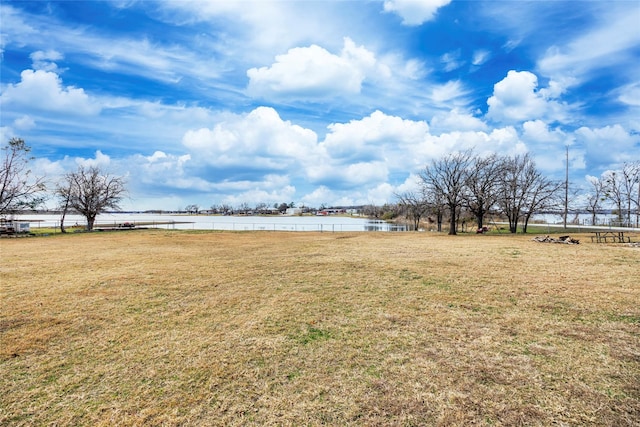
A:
[597,162,640,227]
[238,202,251,214]
[0,138,46,215]
[56,165,126,231]
[425,189,447,233]
[620,162,640,227]
[395,190,428,231]
[520,175,563,233]
[603,170,623,224]
[585,176,606,226]
[463,153,503,230]
[362,203,384,219]
[419,150,474,235]
[633,162,640,227]
[497,153,558,233]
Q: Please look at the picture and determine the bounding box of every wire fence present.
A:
[26,219,409,233]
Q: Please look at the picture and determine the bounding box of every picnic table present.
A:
[591,231,631,243]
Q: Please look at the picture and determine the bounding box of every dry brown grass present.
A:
[1,230,638,426]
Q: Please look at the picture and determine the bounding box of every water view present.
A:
[16,213,407,232]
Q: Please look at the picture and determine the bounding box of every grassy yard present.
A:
[1,230,638,426]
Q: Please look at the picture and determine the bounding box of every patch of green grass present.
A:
[293,325,333,345]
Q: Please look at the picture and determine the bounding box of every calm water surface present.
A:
[16,213,405,232]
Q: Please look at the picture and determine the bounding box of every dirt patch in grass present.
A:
[1,231,638,426]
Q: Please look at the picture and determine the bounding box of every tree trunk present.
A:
[87,216,96,231]
[59,197,70,233]
[476,212,484,229]
[448,211,457,235]
[508,214,518,233]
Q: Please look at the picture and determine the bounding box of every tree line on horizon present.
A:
[1,138,639,233]
[396,150,640,234]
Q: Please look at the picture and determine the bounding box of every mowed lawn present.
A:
[1,230,638,426]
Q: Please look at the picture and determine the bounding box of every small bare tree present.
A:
[620,162,640,227]
[419,150,474,235]
[0,138,46,215]
[585,176,606,226]
[463,153,504,230]
[598,162,640,227]
[56,166,126,231]
[520,174,563,233]
[395,190,429,231]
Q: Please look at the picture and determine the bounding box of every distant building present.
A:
[285,207,302,215]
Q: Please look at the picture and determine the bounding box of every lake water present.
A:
[15,213,407,232]
[12,212,637,233]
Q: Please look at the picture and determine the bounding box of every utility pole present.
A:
[563,146,569,229]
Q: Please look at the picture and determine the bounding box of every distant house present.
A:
[285,207,302,215]
[317,208,347,216]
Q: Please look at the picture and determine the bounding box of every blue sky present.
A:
[1,0,639,211]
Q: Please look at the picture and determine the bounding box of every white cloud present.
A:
[344,162,390,187]
[154,1,349,62]
[300,186,334,207]
[383,0,452,25]
[472,49,490,66]
[182,106,319,170]
[521,120,575,171]
[430,109,488,133]
[537,8,640,81]
[322,110,429,162]
[30,50,63,72]
[575,124,639,165]
[73,150,112,168]
[430,80,470,106]
[247,38,386,99]
[617,83,640,107]
[486,70,569,124]
[522,120,567,145]
[220,184,297,208]
[13,115,36,130]
[440,49,464,72]
[0,69,101,115]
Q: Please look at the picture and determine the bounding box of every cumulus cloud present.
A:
[575,124,639,165]
[247,38,387,99]
[0,69,101,115]
[429,109,488,133]
[486,70,568,124]
[522,120,568,144]
[306,160,389,189]
[182,107,319,170]
[383,0,452,25]
[322,110,429,161]
[521,120,576,171]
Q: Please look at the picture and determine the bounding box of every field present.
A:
[1,230,638,426]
